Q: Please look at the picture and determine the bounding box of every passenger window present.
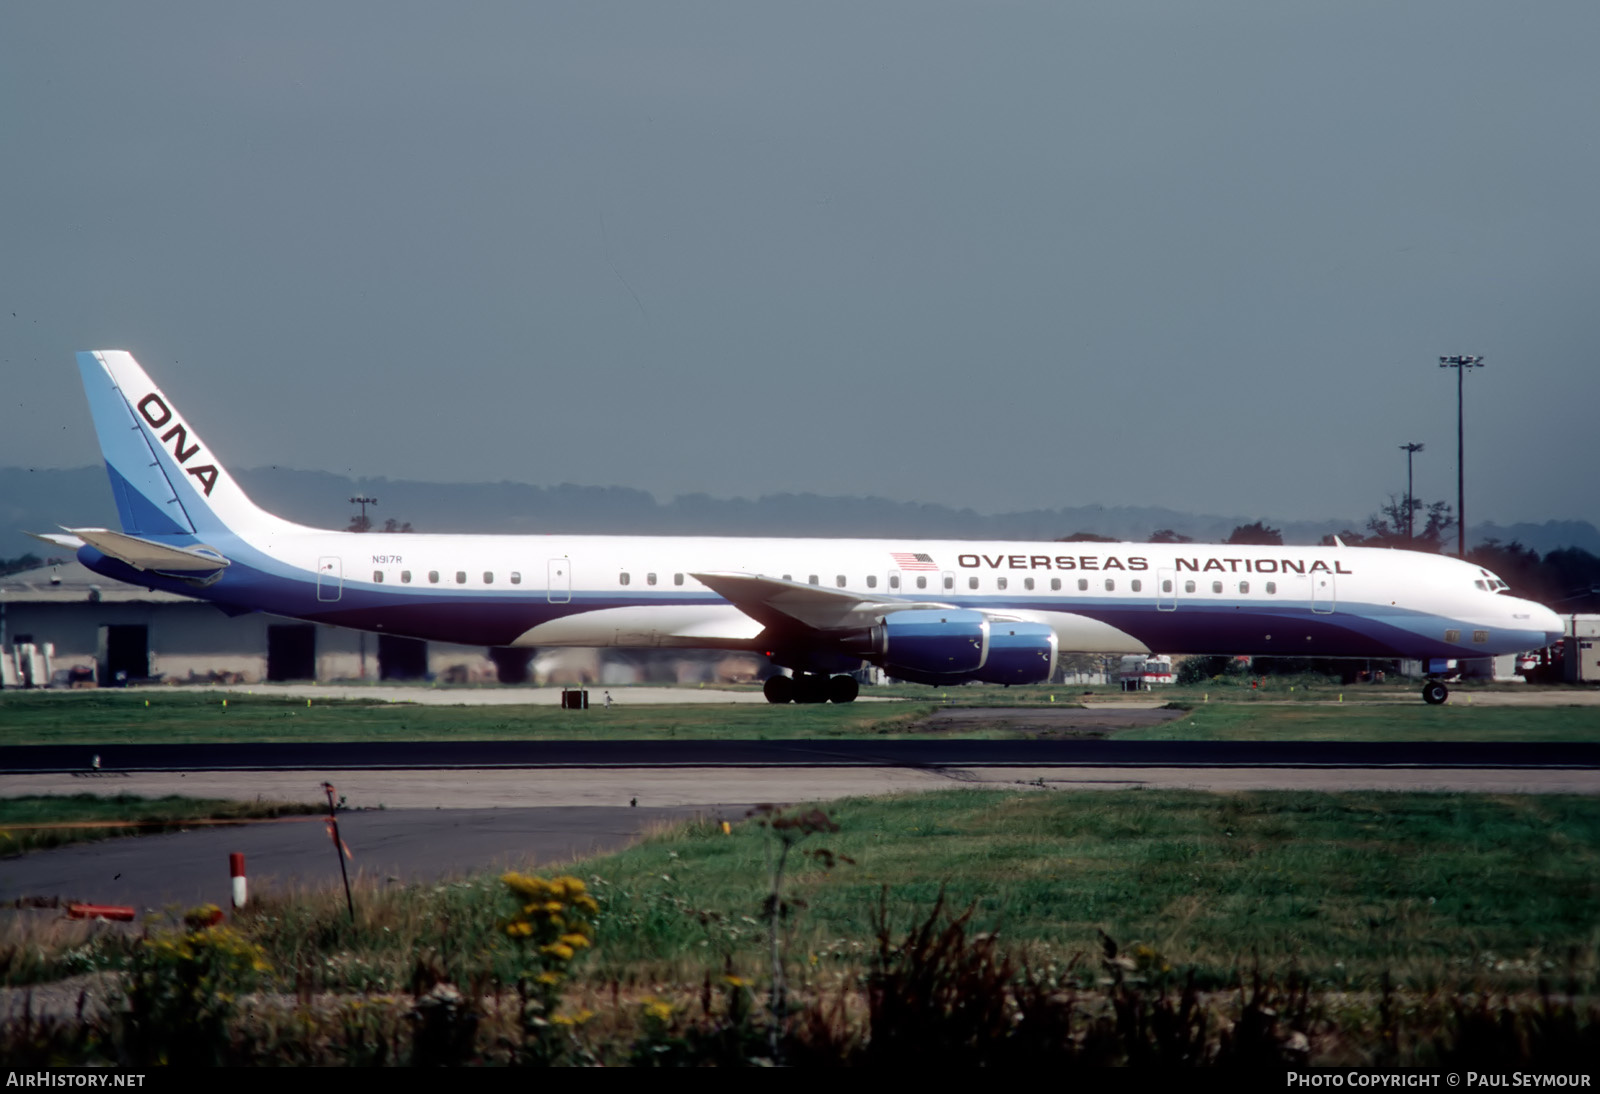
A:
[456,571,467,584]
[916,575,927,589]
[997,577,1008,590]
[968,576,979,590]
[510,572,521,585]
[1473,630,1489,643]
[1104,579,1114,591]
[620,572,631,586]
[647,573,657,586]
[1212,581,1223,594]
[401,570,412,583]
[1266,582,1276,594]
[867,575,877,588]
[1024,577,1035,591]
[429,571,440,584]
[944,575,954,590]
[1445,629,1461,643]
[674,573,684,586]
[373,570,384,583]
[1077,579,1088,591]
[1162,579,1172,593]
[1239,581,1249,594]
[836,575,846,588]
[782,574,792,582]
[1050,578,1061,591]
[1184,581,1196,593]
[889,574,900,589]
[809,575,819,586]
[484,571,494,584]
[1131,579,1141,592]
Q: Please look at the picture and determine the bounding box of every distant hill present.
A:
[4,465,1597,558]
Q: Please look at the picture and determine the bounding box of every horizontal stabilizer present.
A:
[25,531,87,552]
[64,528,231,574]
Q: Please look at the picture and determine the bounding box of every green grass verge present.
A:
[1122,702,1600,741]
[3,688,1597,742]
[204,789,1600,1000]
[0,793,323,856]
[0,690,939,745]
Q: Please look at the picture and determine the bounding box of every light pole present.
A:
[1399,442,1424,541]
[1438,355,1484,558]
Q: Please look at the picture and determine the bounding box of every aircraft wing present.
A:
[58,527,230,575]
[690,571,954,633]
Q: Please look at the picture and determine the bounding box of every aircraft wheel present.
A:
[1422,681,1449,705]
[793,673,829,704]
[828,675,860,704]
[763,675,794,704]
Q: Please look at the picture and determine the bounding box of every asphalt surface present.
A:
[0,804,736,913]
[4,738,1599,773]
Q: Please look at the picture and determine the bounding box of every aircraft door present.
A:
[1311,571,1336,614]
[316,557,342,602]
[547,558,572,604]
[1157,568,1177,611]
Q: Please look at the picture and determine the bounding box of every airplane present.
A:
[34,350,1564,707]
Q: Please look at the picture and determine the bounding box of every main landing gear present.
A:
[763,673,859,704]
[1422,680,1450,705]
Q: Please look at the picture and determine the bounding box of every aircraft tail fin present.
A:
[76,351,310,538]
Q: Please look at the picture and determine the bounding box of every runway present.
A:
[3,738,1598,774]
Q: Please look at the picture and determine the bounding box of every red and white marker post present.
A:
[230,852,247,910]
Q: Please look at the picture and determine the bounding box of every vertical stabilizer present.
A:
[77,351,312,537]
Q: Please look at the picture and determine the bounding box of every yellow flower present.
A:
[722,975,749,988]
[535,971,564,986]
[559,933,591,950]
[541,943,575,961]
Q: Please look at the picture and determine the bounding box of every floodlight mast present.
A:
[1399,442,1424,541]
[1437,355,1484,558]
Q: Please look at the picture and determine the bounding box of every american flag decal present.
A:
[890,552,938,571]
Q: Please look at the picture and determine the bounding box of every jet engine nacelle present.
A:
[878,608,989,679]
[973,621,1058,685]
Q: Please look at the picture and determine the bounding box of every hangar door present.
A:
[98,625,149,685]
[378,635,428,680]
[267,624,317,681]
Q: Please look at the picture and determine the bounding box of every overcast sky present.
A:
[3,2,1596,529]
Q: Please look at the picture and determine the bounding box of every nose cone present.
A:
[1537,604,1564,646]
[1520,600,1564,647]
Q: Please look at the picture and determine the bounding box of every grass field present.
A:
[1125,702,1600,741]
[2,687,1598,744]
[4,788,1598,1064]
[11,788,1598,997]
